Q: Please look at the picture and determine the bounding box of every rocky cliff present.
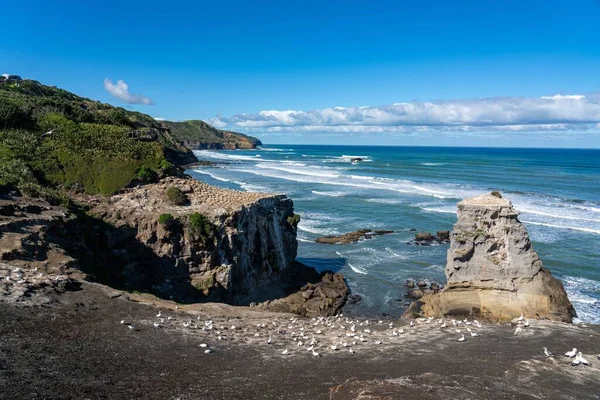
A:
[91,177,299,303]
[411,192,576,322]
[162,120,262,149]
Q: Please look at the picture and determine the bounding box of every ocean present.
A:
[187,145,600,323]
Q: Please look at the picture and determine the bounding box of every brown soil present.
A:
[1,283,599,400]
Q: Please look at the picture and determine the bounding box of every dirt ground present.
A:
[1,283,599,400]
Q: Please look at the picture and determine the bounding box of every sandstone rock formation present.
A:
[410,192,576,322]
[89,177,348,312]
[91,177,301,303]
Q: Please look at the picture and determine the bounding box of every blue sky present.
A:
[2,0,600,147]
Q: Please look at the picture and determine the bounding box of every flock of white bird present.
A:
[119,310,598,365]
[119,310,491,358]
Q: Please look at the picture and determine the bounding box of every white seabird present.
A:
[543,347,554,357]
[153,322,161,328]
[576,352,589,365]
[517,313,524,322]
[204,349,212,354]
[564,348,577,358]
[470,331,479,337]
[282,348,289,355]
[458,334,466,342]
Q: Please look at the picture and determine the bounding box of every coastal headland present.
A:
[1,181,599,399]
[1,80,598,399]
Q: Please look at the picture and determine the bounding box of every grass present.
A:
[0,79,196,196]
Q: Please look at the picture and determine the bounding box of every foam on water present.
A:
[312,190,347,197]
[191,147,600,322]
[562,276,600,323]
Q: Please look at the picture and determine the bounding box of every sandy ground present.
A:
[1,283,599,400]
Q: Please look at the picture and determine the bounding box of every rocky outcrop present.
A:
[408,230,450,245]
[91,177,301,304]
[316,229,394,244]
[258,266,348,317]
[408,192,576,322]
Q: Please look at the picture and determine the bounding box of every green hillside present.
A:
[163,120,262,149]
[0,79,197,200]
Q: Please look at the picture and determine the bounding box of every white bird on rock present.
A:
[543,347,554,357]
[458,334,466,342]
[282,349,289,355]
[153,322,161,328]
[517,313,524,322]
[564,348,578,358]
[470,331,479,337]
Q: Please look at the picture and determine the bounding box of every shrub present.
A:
[188,212,216,238]
[165,186,187,205]
[136,166,158,183]
[287,213,301,228]
[158,213,175,227]
[159,158,173,170]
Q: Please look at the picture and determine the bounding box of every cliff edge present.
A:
[410,192,576,322]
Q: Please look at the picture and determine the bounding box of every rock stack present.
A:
[409,192,576,322]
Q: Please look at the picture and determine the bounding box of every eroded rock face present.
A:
[414,192,576,322]
[92,177,301,304]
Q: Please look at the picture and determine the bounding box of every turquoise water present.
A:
[188,146,600,323]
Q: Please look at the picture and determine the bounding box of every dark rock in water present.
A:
[351,157,363,163]
[408,230,451,246]
[436,230,450,243]
[347,294,362,304]
[415,232,435,242]
[407,289,424,299]
[405,279,416,289]
[417,280,428,288]
[260,268,349,317]
[409,228,417,232]
[316,229,394,244]
[430,282,441,292]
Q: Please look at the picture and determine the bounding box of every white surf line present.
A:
[521,220,600,235]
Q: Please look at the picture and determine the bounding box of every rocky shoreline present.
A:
[1,185,599,399]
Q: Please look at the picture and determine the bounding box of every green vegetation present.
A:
[165,186,187,205]
[193,274,215,294]
[0,79,196,197]
[187,212,217,239]
[163,120,262,149]
[287,213,301,228]
[158,213,175,227]
[136,166,158,184]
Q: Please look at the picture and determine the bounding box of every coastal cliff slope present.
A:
[0,79,197,197]
[162,120,262,149]
[413,192,576,322]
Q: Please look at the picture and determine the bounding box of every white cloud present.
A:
[103,78,154,105]
[210,93,600,134]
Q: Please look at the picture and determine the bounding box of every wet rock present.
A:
[417,280,428,288]
[436,230,450,243]
[407,289,424,299]
[316,229,394,244]
[347,294,362,304]
[405,279,416,289]
[415,232,434,242]
[430,282,441,292]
